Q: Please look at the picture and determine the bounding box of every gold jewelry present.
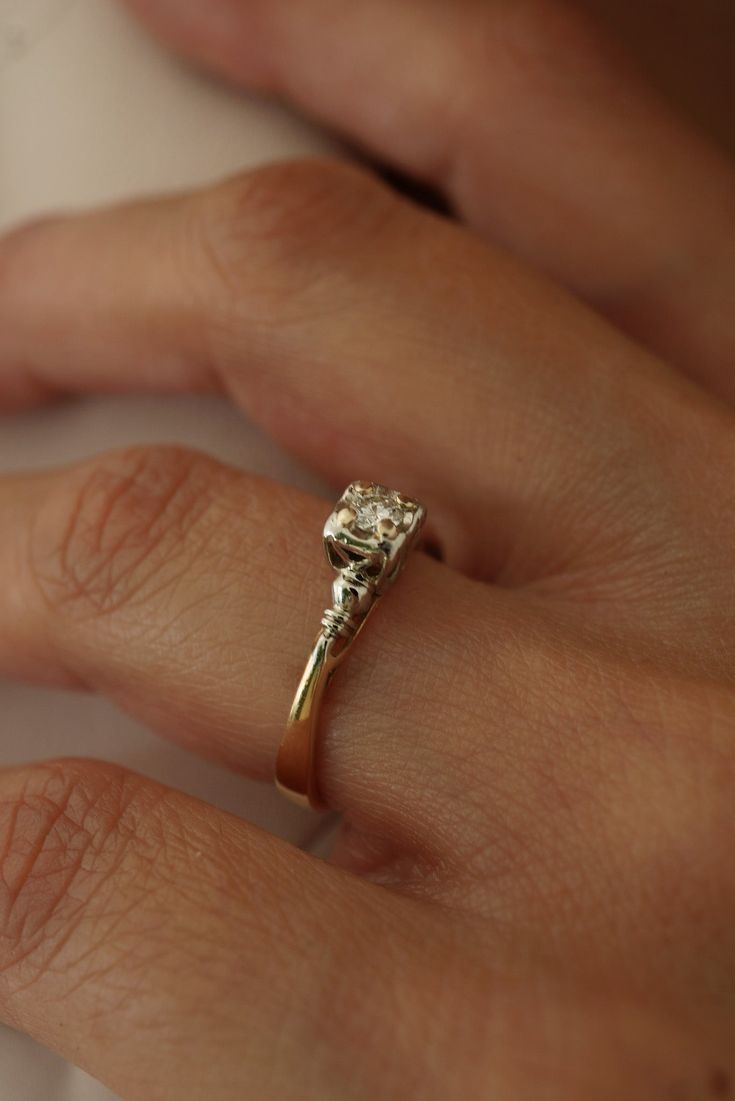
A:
[275,481,426,810]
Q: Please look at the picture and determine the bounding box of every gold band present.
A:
[275,481,426,810]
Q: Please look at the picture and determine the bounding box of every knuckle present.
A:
[0,760,156,996]
[29,445,224,620]
[215,157,391,246]
[196,158,397,305]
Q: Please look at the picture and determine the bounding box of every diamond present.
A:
[349,486,405,534]
[354,499,403,531]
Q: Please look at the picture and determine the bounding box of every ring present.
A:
[275,481,427,810]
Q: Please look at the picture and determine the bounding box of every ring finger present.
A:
[0,444,488,856]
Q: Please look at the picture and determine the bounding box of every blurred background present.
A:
[585,0,735,157]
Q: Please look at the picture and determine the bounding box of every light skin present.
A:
[0,0,734,1097]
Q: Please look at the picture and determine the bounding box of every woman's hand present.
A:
[1,1,734,1097]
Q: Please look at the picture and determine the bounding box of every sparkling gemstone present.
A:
[350,488,404,533]
[354,500,403,531]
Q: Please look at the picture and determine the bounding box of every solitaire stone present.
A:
[350,488,405,534]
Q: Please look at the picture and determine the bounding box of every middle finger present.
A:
[2,160,734,649]
[2,159,729,591]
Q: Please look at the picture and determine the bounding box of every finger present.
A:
[0,444,493,855]
[0,756,467,1100]
[122,0,735,398]
[2,160,727,596]
[2,761,731,1101]
[4,436,735,905]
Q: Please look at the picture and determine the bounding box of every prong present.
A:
[377,519,398,540]
[337,507,357,526]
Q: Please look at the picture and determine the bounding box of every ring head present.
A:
[277,479,428,810]
[324,482,426,586]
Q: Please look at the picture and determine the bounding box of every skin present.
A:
[0,0,734,1097]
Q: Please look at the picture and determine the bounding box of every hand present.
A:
[1,2,734,1097]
